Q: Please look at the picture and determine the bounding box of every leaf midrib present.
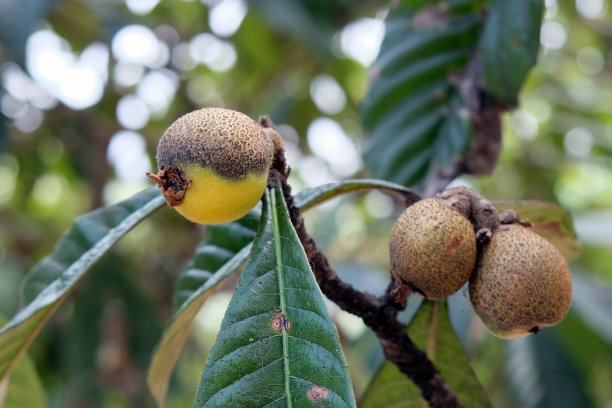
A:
[270,189,292,407]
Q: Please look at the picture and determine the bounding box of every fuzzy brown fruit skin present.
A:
[156,108,273,181]
[389,198,477,300]
[469,224,572,339]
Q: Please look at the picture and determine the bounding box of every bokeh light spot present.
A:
[189,33,237,72]
[576,46,604,75]
[310,74,347,115]
[14,106,44,133]
[340,18,385,66]
[116,94,150,130]
[113,61,145,88]
[172,43,198,71]
[186,74,217,105]
[540,21,567,50]
[125,0,160,15]
[564,127,594,158]
[307,117,362,177]
[1,93,28,119]
[112,25,161,67]
[510,110,539,141]
[26,30,106,110]
[136,69,179,117]
[209,0,247,37]
[107,130,151,183]
[0,154,19,205]
[576,0,606,19]
[364,190,394,219]
[32,174,63,206]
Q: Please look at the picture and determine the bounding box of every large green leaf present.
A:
[194,185,356,407]
[494,200,580,260]
[362,0,543,187]
[362,3,481,187]
[478,0,543,106]
[507,331,597,408]
[0,317,45,408]
[149,178,414,405]
[360,301,491,408]
[0,187,165,383]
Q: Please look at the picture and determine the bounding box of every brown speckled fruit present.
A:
[389,198,477,299]
[147,108,274,225]
[469,224,572,339]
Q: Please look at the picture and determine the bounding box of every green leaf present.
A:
[494,200,580,260]
[360,301,491,408]
[478,0,543,106]
[0,316,45,408]
[547,309,612,406]
[362,0,542,187]
[172,205,261,310]
[571,271,612,347]
[0,187,165,383]
[149,207,260,406]
[194,185,356,407]
[362,4,481,187]
[148,243,252,406]
[149,179,413,405]
[507,332,597,408]
[293,178,419,211]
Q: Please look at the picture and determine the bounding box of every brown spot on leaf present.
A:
[271,312,291,332]
[282,315,291,332]
[270,312,282,331]
[270,319,282,331]
[307,385,328,401]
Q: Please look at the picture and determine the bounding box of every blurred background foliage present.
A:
[0,0,611,407]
